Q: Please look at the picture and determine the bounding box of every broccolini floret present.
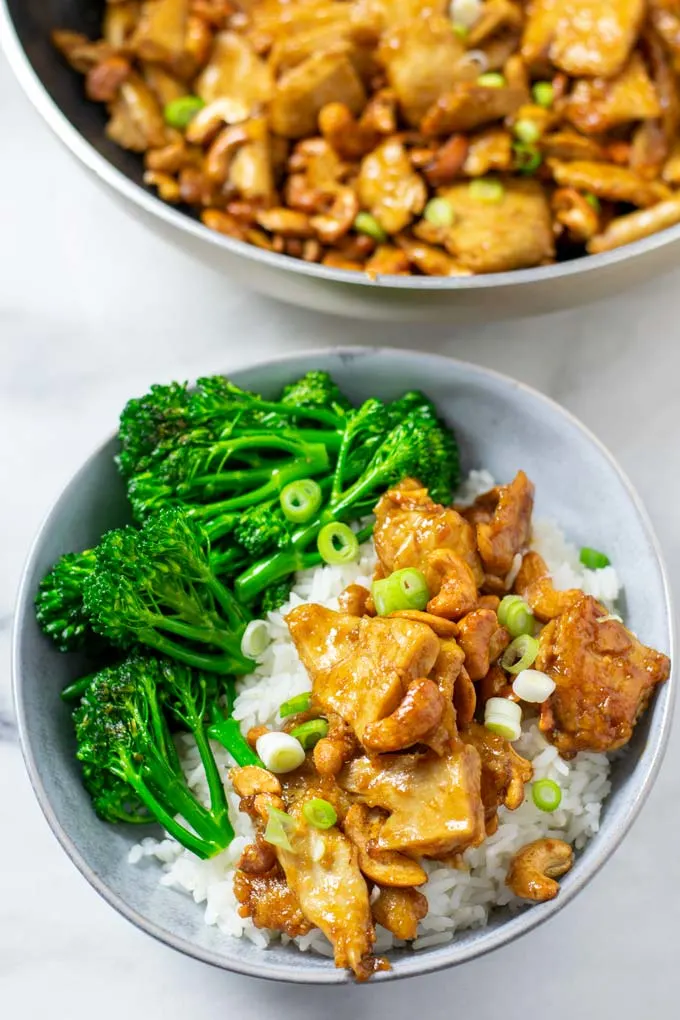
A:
[83,509,254,675]
[73,654,234,856]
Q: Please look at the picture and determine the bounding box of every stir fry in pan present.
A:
[53,0,680,276]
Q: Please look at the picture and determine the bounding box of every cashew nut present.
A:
[506,838,574,901]
[362,677,445,753]
[310,186,359,244]
[388,609,459,638]
[371,886,428,941]
[230,765,282,798]
[343,804,427,888]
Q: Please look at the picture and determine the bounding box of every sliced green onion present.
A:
[372,567,430,616]
[264,806,296,851]
[452,22,469,38]
[484,696,522,741]
[354,211,388,243]
[302,798,337,829]
[513,118,541,145]
[423,197,455,227]
[279,478,322,524]
[477,72,506,88]
[290,718,329,750]
[502,634,539,674]
[532,778,562,812]
[579,546,610,569]
[208,716,263,767]
[279,692,312,718]
[584,193,601,212]
[256,732,306,773]
[512,668,555,703]
[317,522,360,565]
[469,178,504,203]
[240,619,270,659]
[498,594,535,638]
[163,95,205,130]
[531,81,554,109]
[513,142,542,175]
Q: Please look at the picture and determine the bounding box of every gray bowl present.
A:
[4,1,680,321]
[12,348,675,983]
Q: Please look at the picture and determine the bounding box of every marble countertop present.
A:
[2,49,680,1020]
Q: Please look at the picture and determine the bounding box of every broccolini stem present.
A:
[192,726,234,839]
[187,444,330,520]
[140,628,254,675]
[141,753,230,845]
[123,766,224,859]
[234,522,374,603]
[209,716,263,767]
[61,675,95,702]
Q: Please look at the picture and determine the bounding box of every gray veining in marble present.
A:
[2,46,680,1020]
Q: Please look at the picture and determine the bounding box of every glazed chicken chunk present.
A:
[536,594,670,754]
[460,470,535,580]
[373,478,484,618]
[286,603,441,746]
[340,746,486,857]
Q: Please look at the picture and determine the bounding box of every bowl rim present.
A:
[4,1,680,292]
[11,346,677,984]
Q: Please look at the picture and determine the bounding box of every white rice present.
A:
[130,473,617,956]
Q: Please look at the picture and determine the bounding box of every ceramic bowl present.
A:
[4,0,680,321]
[12,348,675,983]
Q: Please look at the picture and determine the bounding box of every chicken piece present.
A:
[588,196,680,254]
[234,865,314,936]
[395,236,472,276]
[649,0,680,75]
[457,609,510,681]
[366,245,411,275]
[462,128,513,177]
[564,54,661,136]
[85,55,132,103]
[477,663,514,710]
[342,804,428,887]
[374,480,485,602]
[103,2,140,48]
[537,595,670,754]
[378,15,467,127]
[341,746,486,857]
[273,798,381,980]
[506,838,573,901]
[362,677,446,753]
[522,0,645,79]
[372,887,428,940]
[426,551,479,619]
[52,31,115,74]
[286,604,440,744]
[357,140,427,234]
[513,550,549,594]
[422,83,525,136]
[438,181,554,273]
[462,721,532,832]
[552,187,600,242]
[541,130,606,162]
[194,31,273,117]
[132,0,189,67]
[106,73,168,151]
[550,160,671,208]
[463,471,535,578]
[270,50,366,139]
[467,0,524,46]
[388,610,459,638]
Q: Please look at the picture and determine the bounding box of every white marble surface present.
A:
[2,47,680,1019]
